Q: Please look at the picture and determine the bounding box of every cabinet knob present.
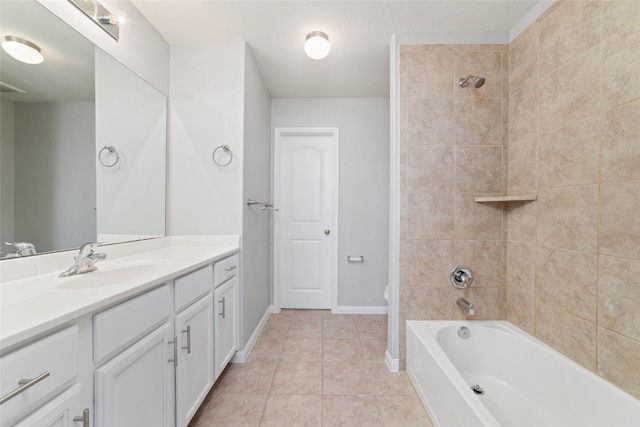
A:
[324,229,331,235]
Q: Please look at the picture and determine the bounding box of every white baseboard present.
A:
[335,306,388,315]
[231,305,272,363]
[385,349,399,372]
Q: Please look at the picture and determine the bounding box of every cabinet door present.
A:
[175,294,214,427]
[94,321,175,427]
[13,384,85,427]
[214,276,238,379]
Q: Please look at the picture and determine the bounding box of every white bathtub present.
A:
[406,321,640,427]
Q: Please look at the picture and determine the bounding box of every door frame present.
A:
[273,127,339,313]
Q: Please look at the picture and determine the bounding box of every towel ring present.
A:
[98,145,119,167]
[212,145,233,167]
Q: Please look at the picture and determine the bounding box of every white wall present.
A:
[0,100,16,251]
[36,0,169,95]
[13,101,96,253]
[241,47,272,346]
[168,43,245,236]
[95,49,166,241]
[271,98,390,307]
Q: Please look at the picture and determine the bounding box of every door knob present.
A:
[324,229,331,235]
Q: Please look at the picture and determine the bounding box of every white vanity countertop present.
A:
[0,236,239,350]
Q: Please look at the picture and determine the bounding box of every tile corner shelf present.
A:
[474,195,537,203]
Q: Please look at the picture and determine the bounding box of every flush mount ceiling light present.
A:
[2,36,44,65]
[304,31,331,60]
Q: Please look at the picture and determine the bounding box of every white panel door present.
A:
[275,128,339,309]
[214,276,239,379]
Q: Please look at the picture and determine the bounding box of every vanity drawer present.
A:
[0,325,78,425]
[94,284,171,365]
[174,265,214,312]
[213,254,239,288]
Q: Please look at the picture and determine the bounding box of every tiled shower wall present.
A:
[506,0,640,399]
[398,45,509,365]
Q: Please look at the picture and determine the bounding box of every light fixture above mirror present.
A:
[68,0,120,41]
[304,31,331,60]
[2,36,44,64]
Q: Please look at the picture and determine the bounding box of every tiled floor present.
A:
[189,309,434,426]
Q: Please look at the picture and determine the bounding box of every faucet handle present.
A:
[78,242,101,256]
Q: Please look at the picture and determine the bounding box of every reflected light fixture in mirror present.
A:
[304,31,331,60]
[2,36,44,64]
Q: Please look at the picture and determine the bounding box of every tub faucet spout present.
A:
[457,297,475,316]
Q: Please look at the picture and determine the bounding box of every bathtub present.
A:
[406,321,640,427]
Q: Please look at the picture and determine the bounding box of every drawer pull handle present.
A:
[182,325,191,354]
[0,371,50,405]
[168,336,178,367]
[73,408,90,427]
[219,297,226,319]
[225,265,237,272]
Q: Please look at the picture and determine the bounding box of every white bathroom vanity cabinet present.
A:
[0,238,240,427]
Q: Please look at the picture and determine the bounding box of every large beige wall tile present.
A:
[597,327,640,399]
[506,242,536,332]
[599,180,640,260]
[407,192,453,240]
[508,135,537,192]
[601,100,640,182]
[510,23,539,94]
[535,303,596,371]
[454,193,502,240]
[407,145,454,192]
[454,240,502,287]
[508,85,537,142]
[404,50,454,100]
[454,146,502,192]
[537,185,598,252]
[537,117,600,189]
[602,0,640,109]
[406,287,453,320]
[506,200,537,244]
[538,46,601,131]
[407,98,454,145]
[598,255,640,342]
[535,246,597,321]
[602,47,640,109]
[538,0,602,76]
[404,239,453,287]
[455,99,502,145]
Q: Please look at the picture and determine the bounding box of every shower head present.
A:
[458,75,486,88]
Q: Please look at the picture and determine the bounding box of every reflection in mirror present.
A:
[0,0,166,259]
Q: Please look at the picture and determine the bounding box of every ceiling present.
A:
[131,0,544,99]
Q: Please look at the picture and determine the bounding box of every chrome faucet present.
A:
[457,297,475,316]
[59,242,107,277]
[4,241,36,257]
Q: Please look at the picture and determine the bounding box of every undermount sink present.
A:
[58,259,175,290]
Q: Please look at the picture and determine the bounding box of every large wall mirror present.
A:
[0,0,166,259]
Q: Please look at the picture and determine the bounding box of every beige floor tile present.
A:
[280,339,323,362]
[323,395,386,427]
[248,336,285,362]
[260,394,322,426]
[378,395,433,427]
[323,362,374,395]
[323,339,363,362]
[323,320,359,340]
[190,393,268,426]
[367,363,418,396]
[270,361,322,394]
[360,339,387,363]
[213,360,277,394]
[287,322,323,340]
